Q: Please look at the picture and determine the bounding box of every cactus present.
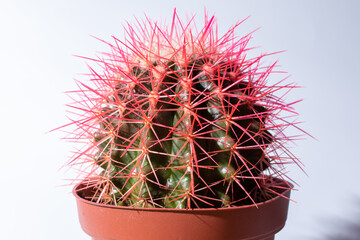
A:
[65,10,303,209]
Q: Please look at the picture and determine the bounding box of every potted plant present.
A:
[62,10,305,240]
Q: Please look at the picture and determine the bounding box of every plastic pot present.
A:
[73,179,292,240]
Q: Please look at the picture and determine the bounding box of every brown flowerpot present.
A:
[73,180,292,240]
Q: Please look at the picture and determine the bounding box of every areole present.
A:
[73,179,292,240]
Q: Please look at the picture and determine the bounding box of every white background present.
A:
[1,1,359,239]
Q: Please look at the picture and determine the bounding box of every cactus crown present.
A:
[65,10,303,209]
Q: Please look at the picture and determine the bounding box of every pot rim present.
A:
[73,177,293,213]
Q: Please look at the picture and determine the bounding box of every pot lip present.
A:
[73,177,293,212]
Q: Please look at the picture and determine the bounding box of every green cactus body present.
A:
[66,11,301,209]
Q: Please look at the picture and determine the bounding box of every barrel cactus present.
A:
[65,11,303,209]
